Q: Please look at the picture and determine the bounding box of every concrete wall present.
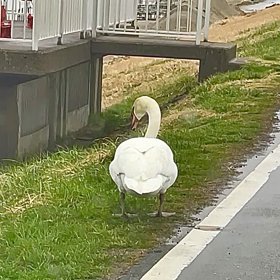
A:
[0,39,105,160]
[16,62,91,159]
[0,61,93,160]
[17,76,49,158]
[0,86,19,159]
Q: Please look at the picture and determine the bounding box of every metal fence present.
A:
[32,0,87,50]
[32,0,60,49]
[95,0,211,45]
[0,0,211,50]
[0,0,32,42]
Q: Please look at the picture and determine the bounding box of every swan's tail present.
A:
[124,176,163,195]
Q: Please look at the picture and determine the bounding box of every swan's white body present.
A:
[109,96,178,216]
[109,137,178,197]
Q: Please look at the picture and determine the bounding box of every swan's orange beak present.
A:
[131,108,139,130]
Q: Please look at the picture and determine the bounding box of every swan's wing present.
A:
[110,138,178,194]
[109,161,124,192]
[160,157,178,193]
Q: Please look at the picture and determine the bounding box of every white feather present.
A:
[109,137,178,197]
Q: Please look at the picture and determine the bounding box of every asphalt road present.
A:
[177,165,280,280]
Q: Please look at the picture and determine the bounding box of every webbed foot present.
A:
[148,212,176,217]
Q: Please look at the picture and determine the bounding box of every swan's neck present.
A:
[145,102,161,138]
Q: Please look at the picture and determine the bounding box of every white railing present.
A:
[5,0,26,20]
[32,0,86,49]
[0,0,32,41]
[99,0,137,28]
[95,0,211,45]
[61,0,83,34]
[0,0,211,51]
[32,0,60,49]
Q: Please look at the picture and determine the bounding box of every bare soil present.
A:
[209,4,280,41]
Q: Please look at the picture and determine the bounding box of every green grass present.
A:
[238,20,280,61]
[0,22,280,279]
[90,74,198,136]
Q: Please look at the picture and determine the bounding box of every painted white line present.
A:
[140,143,280,280]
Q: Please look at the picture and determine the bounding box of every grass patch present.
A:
[0,21,280,279]
[238,20,280,61]
[89,74,198,137]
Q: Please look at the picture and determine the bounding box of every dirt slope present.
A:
[209,4,280,41]
[149,0,239,32]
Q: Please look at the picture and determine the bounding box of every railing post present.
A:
[204,0,211,42]
[112,0,117,31]
[104,0,110,31]
[92,0,98,37]
[23,0,27,39]
[100,0,104,33]
[11,0,15,38]
[32,0,39,50]
[0,2,1,37]
[80,0,88,39]
[117,0,121,27]
[196,0,203,45]
[166,0,171,32]
[57,0,64,45]
[176,0,182,32]
[188,0,193,33]
[156,0,160,32]
[133,0,138,31]
[145,0,148,31]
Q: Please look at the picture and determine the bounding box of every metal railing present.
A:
[32,0,86,50]
[0,0,32,42]
[32,0,60,50]
[0,0,211,51]
[95,0,212,45]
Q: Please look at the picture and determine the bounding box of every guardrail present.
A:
[95,0,211,45]
[32,0,87,50]
[0,0,211,51]
[32,0,60,49]
[0,0,32,42]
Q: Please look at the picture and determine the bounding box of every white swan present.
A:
[109,96,178,217]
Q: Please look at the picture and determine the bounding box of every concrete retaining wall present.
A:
[0,86,19,159]
[17,76,49,158]
[0,61,92,160]
[66,62,90,134]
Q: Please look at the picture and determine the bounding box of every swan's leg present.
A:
[148,194,175,217]
[120,192,128,218]
[156,193,165,217]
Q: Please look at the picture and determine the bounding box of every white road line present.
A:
[140,143,280,280]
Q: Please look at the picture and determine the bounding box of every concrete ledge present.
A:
[0,40,91,76]
[91,36,237,81]
[91,36,236,60]
[227,57,248,71]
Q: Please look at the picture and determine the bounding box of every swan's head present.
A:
[131,96,156,130]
